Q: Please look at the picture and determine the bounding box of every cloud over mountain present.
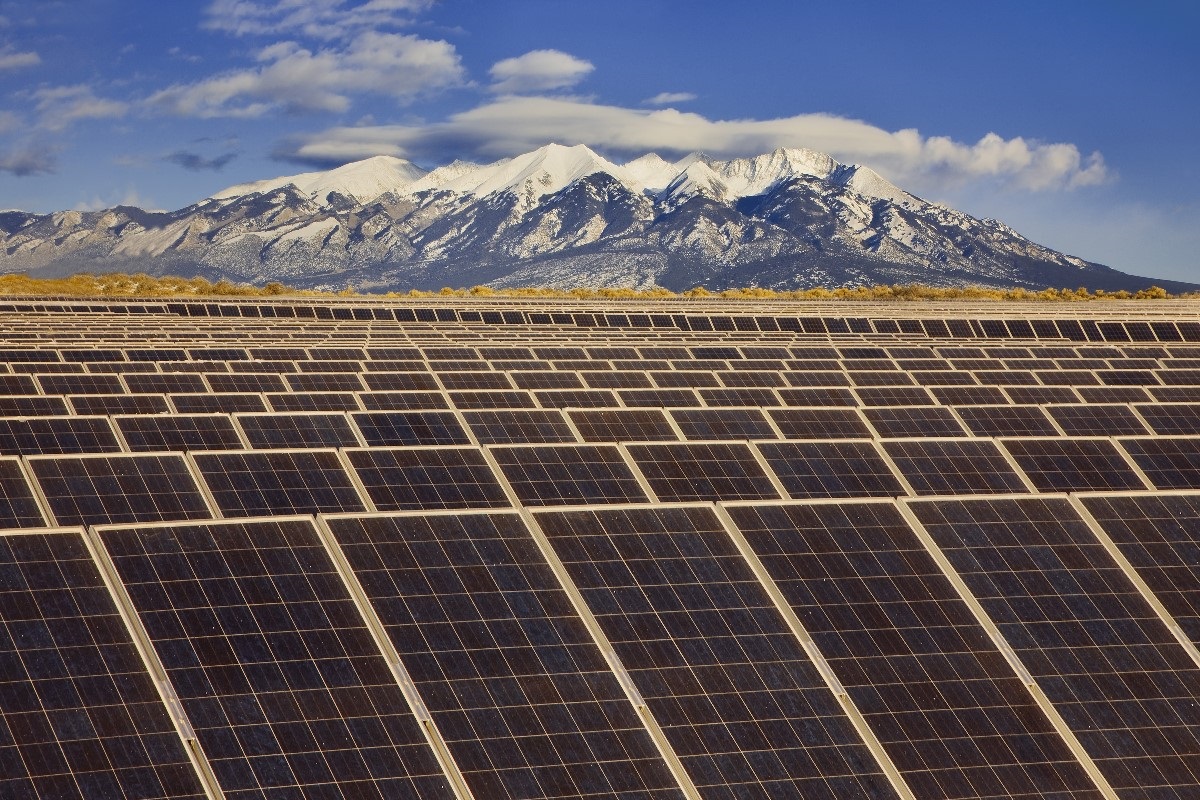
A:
[489,50,594,94]
[279,96,1109,193]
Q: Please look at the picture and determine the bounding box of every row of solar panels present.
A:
[4,432,1200,529]
[4,297,1200,340]
[5,493,1200,800]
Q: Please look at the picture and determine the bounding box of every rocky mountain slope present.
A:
[2,144,1190,293]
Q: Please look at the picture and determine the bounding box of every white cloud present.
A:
[0,110,20,133]
[146,30,465,118]
[489,50,593,94]
[32,85,129,131]
[643,92,696,106]
[279,95,1110,193]
[203,0,434,40]
[0,45,39,69]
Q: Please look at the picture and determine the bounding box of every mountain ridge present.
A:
[2,144,1192,294]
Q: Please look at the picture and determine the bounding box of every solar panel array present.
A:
[3,297,1200,798]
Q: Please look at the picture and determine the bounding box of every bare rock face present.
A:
[2,145,1190,293]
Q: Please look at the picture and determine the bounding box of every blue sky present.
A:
[1,0,1197,282]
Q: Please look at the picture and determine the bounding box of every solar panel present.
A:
[511,371,585,389]
[954,405,1060,437]
[862,407,967,439]
[534,389,620,409]
[776,388,860,407]
[327,512,687,800]
[1046,404,1150,436]
[437,371,514,390]
[699,387,780,407]
[854,387,934,407]
[0,373,38,394]
[908,497,1200,798]
[534,506,899,799]
[1001,438,1149,492]
[1003,386,1080,404]
[625,442,781,501]
[36,373,126,395]
[768,408,873,439]
[1134,403,1200,435]
[0,529,209,799]
[117,414,244,452]
[1079,492,1200,645]
[361,372,440,391]
[285,372,365,393]
[351,411,471,446]
[756,441,906,498]
[358,391,450,411]
[1114,438,1200,489]
[205,372,288,393]
[235,412,362,449]
[0,457,47,527]
[581,370,653,389]
[617,389,701,408]
[727,502,1104,800]
[567,409,679,443]
[448,389,538,409]
[669,408,777,440]
[170,393,269,414]
[929,385,1008,405]
[344,447,511,510]
[266,392,362,412]
[98,518,451,800]
[462,409,577,444]
[881,439,1030,495]
[69,393,173,415]
[0,416,121,456]
[0,395,69,416]
[192,450,368,516]
[28,454,214,526]
[490,444,649,505]
[123,373,209,394]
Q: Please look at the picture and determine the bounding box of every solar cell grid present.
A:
[1115,438,1200,489]
[351,410,470,446]
[728,502,1104,800]
[566,408,678,443]
[360,372,440,391]
[1047,404,1149,436]
[192,450,368,517]
[534,505,899,800]
[117,414,244,452]
[36,373,126,395]
[767,408,872,439]
[882,439,1030,495]
[1079,492,1200,646]
[328,512,687,800]
[854,387,934,406]
[1135,403,1200,435]
[1001,438,1148,492]
[235,412,362,449]
[98,518,451,800]
[463,409,577,444]
[669,408,778,440]
[70,393,173,415]
[490,444,649,505]
[0,416,122,455]
[756,440,906,498]
[29,454,213,526]
[170,393,268,414]
[0,457,46,527]
[862,406,967,439]
[776,387,859,407]
[0,529,209,799]
[908,497,1200,798]
[285,372,364,393]
[626,442,780,502]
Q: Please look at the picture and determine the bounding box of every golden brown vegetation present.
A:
[0,272,1189,301]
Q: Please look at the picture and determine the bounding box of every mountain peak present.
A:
[212,155,427,205]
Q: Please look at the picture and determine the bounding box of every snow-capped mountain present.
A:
[1,143,1189,293]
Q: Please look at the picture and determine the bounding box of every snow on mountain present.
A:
[622,153,678,192]
[213,155,427,205]
[829,163,915,206]
[712,148,838,196]
[432,144,632,208]
[5,143,1187,296]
